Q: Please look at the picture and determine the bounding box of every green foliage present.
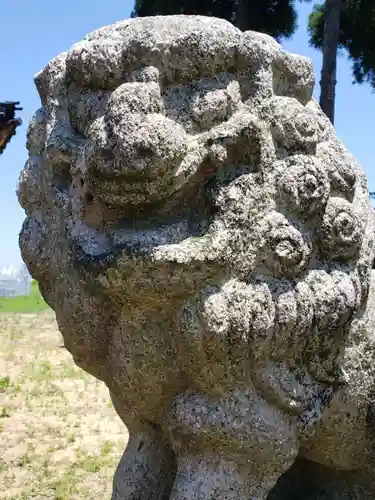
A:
[132,0,302,40]
[0,406,11,418]
[0,376,10,391]
[308,0,375,88]
[0,280,49,313]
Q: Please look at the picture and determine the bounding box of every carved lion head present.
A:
[18,16,374,438]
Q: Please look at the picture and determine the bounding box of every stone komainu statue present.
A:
[17,15,375,500]
[0,101,22,154]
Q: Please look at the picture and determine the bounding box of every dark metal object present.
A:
[0,101,23,155]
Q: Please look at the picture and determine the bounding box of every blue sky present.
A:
[0,1,374,267]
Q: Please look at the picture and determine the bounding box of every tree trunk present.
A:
[319,0,343,125]
[235,0,249,31]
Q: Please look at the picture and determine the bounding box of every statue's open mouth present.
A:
[68,218,193,267]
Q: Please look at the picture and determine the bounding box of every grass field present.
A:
[0,281,49,314]
[0,311,128,499]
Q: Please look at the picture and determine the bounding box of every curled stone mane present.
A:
[18,15,375,500]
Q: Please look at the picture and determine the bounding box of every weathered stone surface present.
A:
[17,15,375,500]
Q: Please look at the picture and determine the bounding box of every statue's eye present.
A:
[52,161,72,195]
[163,76,242,133]
[136,146,155,158]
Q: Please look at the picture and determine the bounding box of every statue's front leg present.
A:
[112,422,175,500]
[169,453,293,500]
[166,390,298,500]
